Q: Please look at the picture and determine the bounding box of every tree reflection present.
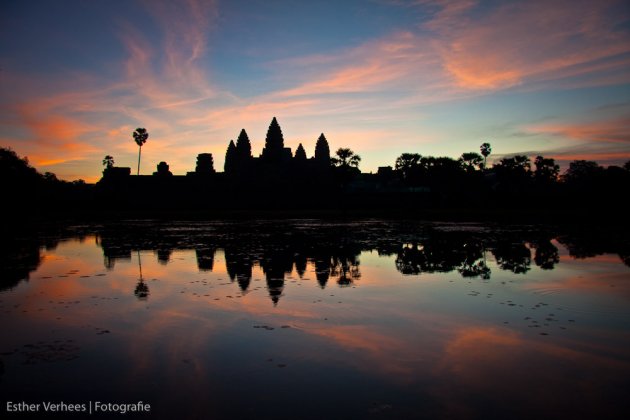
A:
[134,281,149,300]
[395,234,490,279]
[330,254,361,287]
[134,250,149,300]
[0,237,46,292]
[84,221,630,305]
[532,239,559,270]
[492,242,531,274]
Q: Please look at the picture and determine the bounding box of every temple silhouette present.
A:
[101,117,334,183]
[2,117,629,219]
[97,117,358,212]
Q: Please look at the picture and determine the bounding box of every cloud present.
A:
[9,102,100,168]
[427,0,630,91]
[257,0,630,131]
[526,117,630,144]
[2,0,628,180]
[0,0,223,181]
[272,31,449,102]
[432,325,630,417]
[517,115,630,166]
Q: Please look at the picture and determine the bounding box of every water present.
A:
[1,220,629,419]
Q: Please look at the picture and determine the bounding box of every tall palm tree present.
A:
[480,142,492,169]
[133,128,149,175]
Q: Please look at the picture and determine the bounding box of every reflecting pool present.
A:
[1,221,629,419]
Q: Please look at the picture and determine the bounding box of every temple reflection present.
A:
[3,222,628,300]
[224,247,253,293]
[90,223,630,303]
[195,247,216,271]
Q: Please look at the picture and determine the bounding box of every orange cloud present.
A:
[12,104,100,169]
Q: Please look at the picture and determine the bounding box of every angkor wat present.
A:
[97,117,362,213]
[2,117,629,220]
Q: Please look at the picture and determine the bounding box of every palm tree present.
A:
[132,128,149,175]
[331,148,361,168]
[331,148,361,189]
[459,152,483,172]
[395,153,421,184]
[480,142,492,169]
[102,155,114,169]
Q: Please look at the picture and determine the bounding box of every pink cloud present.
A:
[428,0,630,90]
[118,0,218,109]
[274,31,448,99]
[269,0,630,107]
[521,116,630,165]
[527,116,630,144]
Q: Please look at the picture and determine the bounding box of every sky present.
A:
[1,0,629,182]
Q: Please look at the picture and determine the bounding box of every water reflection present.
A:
[92,223,625,305]
[3,222,629,297]
[1,221,629,419]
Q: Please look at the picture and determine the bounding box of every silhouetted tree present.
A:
[423,156,464,193]
[624,160,630,171]
[563,160,603,184]
[395,153,422,182]
[43,172,58,183]
[480,142,491,168]
[331,148,361,168]
[494,155,531,193]
[1,147,47,210]
[496,155,530,173]
[534,155,559,183]
[294,143,307,160]
[102,155,114,169]
[459,152,483,172]
[0,147,41,184]
[314,133,331,166]
[330,148,361,188]
[224,140,236,173]
[132,128,149,175]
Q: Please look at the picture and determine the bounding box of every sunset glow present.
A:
[1,0,629,181]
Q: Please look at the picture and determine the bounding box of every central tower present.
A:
[260,117,290,163]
